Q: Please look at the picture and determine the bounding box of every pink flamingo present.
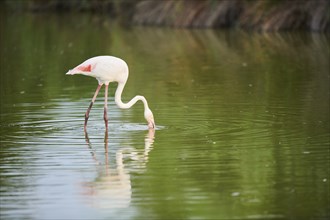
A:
[66,56,155,131]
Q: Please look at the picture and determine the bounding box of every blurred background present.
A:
[2,0,329,31]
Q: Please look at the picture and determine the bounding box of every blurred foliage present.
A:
[4,0,113,12]
[2,0,329,31]
[2,0,137,22]
[133,0,329,31]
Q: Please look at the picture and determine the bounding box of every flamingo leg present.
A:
[85,84,102,132]
[104,84,109,130]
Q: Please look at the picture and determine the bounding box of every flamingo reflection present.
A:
[81,129,155,209]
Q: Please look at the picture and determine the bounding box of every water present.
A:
[1,12,329,220]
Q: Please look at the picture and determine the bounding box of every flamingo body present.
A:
[66,56,155,130]
[68,56,128,85]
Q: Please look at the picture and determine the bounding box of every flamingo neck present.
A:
[115,82,149,110]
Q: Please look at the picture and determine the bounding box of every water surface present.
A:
[1,12,329,220]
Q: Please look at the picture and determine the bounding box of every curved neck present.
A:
[115,82,149,110]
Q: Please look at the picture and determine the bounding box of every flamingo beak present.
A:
[148,119,155,129]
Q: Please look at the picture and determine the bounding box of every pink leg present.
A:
[85,84,102,132]
[104,84,109,130]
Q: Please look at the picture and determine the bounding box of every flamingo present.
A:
[66,56,155,131]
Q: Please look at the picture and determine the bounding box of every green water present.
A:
[1,12,329,220]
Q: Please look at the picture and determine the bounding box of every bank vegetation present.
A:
[3,0,329,32]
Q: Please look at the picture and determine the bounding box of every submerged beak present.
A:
[148,119,155,129]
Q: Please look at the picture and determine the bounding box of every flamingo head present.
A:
[144,108,155,129]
